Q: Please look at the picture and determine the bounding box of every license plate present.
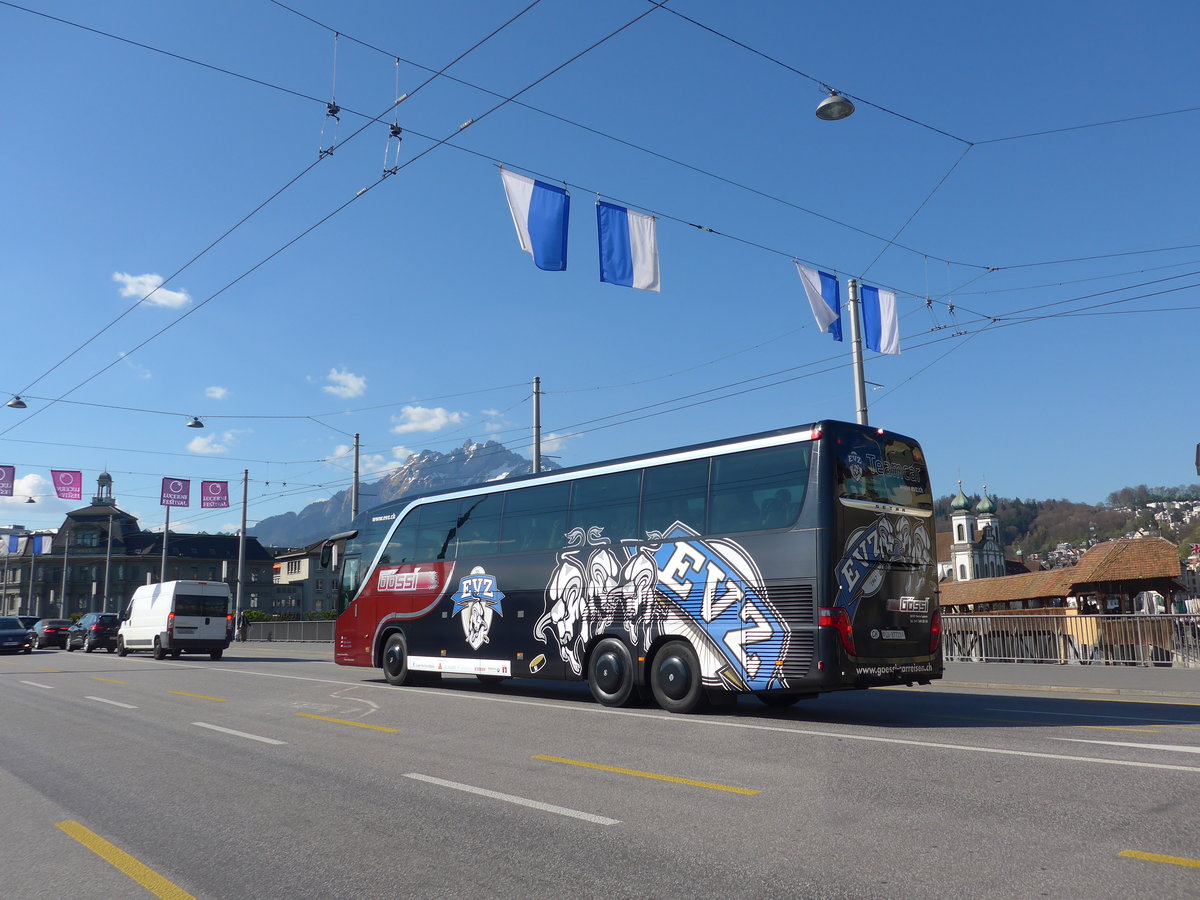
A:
[881,629,906,640]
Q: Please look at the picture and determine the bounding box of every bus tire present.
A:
[650,640,703,714]
[153,637,166,660]
[588,638,635,707]
[381,633,409,686]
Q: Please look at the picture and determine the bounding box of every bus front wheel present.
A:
[588,638,634,707]
[381,633,409,686]
[651,640,703,714]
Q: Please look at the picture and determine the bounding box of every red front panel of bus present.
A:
[335,561,456,666]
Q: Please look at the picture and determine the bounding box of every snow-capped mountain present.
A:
[252,440,555,548]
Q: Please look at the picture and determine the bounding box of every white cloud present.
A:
[482,409,501,417]
[322,368,366,399]
[390,405,465,435]
[541,432,578,454]
[205,386,228,400]
[325,443,413,476]
[483,421,505,433]
[0,473,50,508]
[118,351,151,380]
[112,272,192,309]
[188,430,238,454]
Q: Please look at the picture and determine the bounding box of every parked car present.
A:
[66,613,121,653]
[16,615,40,633]
[31,618,71,649]
[0,616,33,653]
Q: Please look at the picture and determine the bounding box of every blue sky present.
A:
[3,0,1199,536]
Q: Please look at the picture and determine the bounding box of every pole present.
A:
[103,514,113,614]
[532,376,541,474]
[2,551,9,615]
[160,506,170,582]
[847,277,869,426]
[27,543,35,617]
[235,469,247,636]
[351,433,360,519]
[60,528,70,617]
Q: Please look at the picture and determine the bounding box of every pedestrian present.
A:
[237,610,248,642]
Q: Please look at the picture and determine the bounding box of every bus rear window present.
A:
[174,595,228,617]
[837,435,932,509]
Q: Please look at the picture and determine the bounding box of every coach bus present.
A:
[326,420,941,713]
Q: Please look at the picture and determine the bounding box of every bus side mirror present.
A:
[320,542,339,570]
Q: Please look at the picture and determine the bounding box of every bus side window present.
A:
[569,471,641,543]
[380,516,418,566]
[501,482,570,552]
[457,493,503,559]
[710,444,809,533]
[413,500,461,561]
[640,458,708,534]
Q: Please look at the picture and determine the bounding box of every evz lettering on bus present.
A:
[534,523,790,692]
[835,515,933,618]
[451,567,505,650]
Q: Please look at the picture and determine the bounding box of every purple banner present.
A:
[0,465,13,497]
[200,480,229,509]
[160,477,191,508]
[51,470,83,501]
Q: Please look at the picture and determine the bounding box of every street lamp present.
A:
[187,416,205,428]
[815,88,855,121]
[6,396,27,409]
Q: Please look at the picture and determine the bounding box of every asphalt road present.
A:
[2,646,1197,900]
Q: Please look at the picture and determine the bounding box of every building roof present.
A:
[940,538,1184,607]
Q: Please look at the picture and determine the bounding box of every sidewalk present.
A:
[939,661,1200,701]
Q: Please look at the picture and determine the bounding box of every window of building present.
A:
[286,560,301,575]
[958,564,966,580]
[315,579,324,591]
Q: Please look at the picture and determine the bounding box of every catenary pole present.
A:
[847,278,869,426]
[532,376,541,474]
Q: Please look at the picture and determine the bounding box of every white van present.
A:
[117,580,232,660]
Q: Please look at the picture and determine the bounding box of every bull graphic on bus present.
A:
[451,566,505,650]
[834,514,933,619]
[534,523,790,692]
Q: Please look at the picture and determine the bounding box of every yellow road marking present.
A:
[1078,697,1200,709]
[90,676,128,684]
[295,712,399,733]
[1077,725,1161,733]
[927,714,1042,725]
[1,660,15,665]
[1119,849,1200,869]
[169,691,227,702]
[37,667,62,673]
[56,820,197,900]
[535,754,760,795]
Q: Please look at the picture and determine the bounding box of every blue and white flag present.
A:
[32,535,52,554]
[795,263,842,341]
[5,535,18,554]
[597,201,660,292]
[499,168,569,271]
[861,284,900,355]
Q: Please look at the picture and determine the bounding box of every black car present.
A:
[16,615,40,634]
[31,618,71,649]
[0,616,33,653]
[66,613,120,653]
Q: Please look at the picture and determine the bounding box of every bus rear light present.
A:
[930,607,942,654]
[819,607,856,656]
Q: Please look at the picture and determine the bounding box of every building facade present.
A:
[0,473,276,618]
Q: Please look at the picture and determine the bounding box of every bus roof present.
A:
[341,419,920,532]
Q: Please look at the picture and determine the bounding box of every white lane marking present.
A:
[988,707,1199,724]
[197,664,1200,774]
[192,722,286,745]
[19,680,53,689]
[86,696,138,710]
[404,773,619,825]
[1055,738,1200,755]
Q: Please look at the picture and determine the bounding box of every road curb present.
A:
[935,680,1200,702]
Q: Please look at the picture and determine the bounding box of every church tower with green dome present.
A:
[948,482,1006,582]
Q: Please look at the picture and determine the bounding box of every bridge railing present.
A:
[943,613,1200,667]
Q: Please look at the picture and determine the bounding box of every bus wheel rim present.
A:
[658,655,692,700]
[594,650,624,694]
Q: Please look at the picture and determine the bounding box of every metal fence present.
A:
[944,613,1200,667]
[244,620,335,643]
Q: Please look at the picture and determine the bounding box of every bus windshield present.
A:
[835,432,931,509]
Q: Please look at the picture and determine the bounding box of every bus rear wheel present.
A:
[650,640,703,714]
[381,633,409,686]
[588,637,634,707]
